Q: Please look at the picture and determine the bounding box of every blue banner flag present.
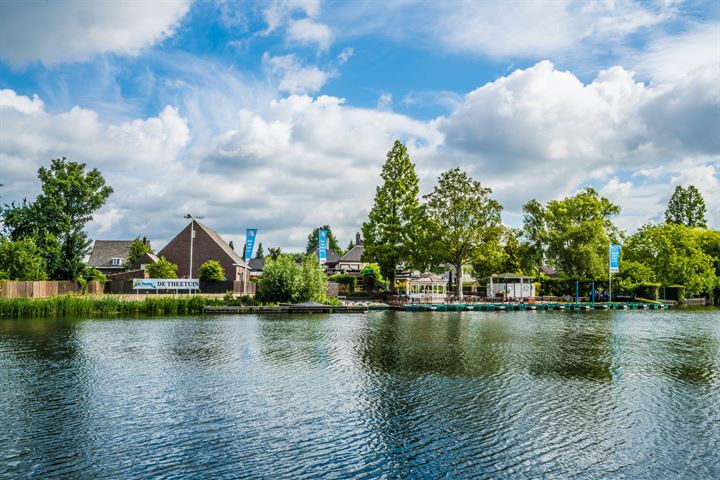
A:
[609,243,621,273]
[318,229,328,264]
[245,229,257,262]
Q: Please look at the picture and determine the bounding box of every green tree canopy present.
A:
[268,247,282,259]
[199,260,225,281]
[306,226,343,255]
[2,158,113,280]
[623,223,716,297]
[146,256,178,279]
[257,254,327,303]
[502,228,523,274]
[362,140,421,289]
[0,237,48,280]
[125,237,153,270]
[422,168,503,299]
[522,188,621,279]
[665,185,707,228]
[255,242,264,258]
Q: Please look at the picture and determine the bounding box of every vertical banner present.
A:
[245,229,257,262]
[318,229,328,264]
[609,243,621,273]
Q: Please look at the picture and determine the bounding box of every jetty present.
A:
[204,302,368,314]
[400,302,669,312]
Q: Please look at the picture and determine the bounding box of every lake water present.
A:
[1,309,719,479]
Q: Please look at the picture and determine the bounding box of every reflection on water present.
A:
[1,310,719,479]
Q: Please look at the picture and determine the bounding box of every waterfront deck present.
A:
[400,302,669,312]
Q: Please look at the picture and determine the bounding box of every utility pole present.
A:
[184,214,205,280]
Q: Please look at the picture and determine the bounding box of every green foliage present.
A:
[2,157,113,279]
[362,140,421,289]
[82,267,107,283]
[422,168,503,298]
[502,228,522,274]
[306,226,343,256]
[268,247,282,259]
[665,185,707,228]
[328,273,357,292]
[615,260,656,295]
[199,260,225,281]
[125,237,153,269]
[623,223,716,297]
[146,256,178,279]
[522,188,620,279]
[361,263,384,282]
[539,277,597,297]
[0,237,48,280]
[257,254,327,303]
[662,285,686,301]
[634,283,660,300]
[518,199,548,276]
[255,242,264,258]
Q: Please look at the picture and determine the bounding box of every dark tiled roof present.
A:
[196,221,246,268]
[308,246,341,264]
[128,252,159,271]
[339,245,364,263]
[248,258,266,270]
[88,240,134,268]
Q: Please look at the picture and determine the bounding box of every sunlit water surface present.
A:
[1,309,719,479]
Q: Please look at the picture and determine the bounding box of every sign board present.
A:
[133,279,200,290]
[318,229,328,264]
[609,243,621,273]
[245,228,257,262]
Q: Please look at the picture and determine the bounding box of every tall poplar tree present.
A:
[362,140,420,289]
[423,168,503,299]
[665,185,707,228]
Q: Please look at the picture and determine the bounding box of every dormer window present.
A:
[111,257,123,266]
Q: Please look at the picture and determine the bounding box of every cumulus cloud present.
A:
[1,55,717,250]
[0,1,190,66]
[262,53,333,94]
[287,18,333,51]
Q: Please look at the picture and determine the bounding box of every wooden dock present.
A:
[204,304,368,315]
[400,302,669,312]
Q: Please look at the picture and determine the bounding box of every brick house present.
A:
[157,220,249,281]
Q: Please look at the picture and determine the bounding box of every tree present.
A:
[306,226,343,255]
[518,199,546,276]
[423,168,503,299]
[146,256,178,279]
[257,254,327,303]
[255,242,264,258]
[0,237,48,280]
[522,188,621,279]
[199,260,225,281]
[623,223,716,297]
[125,237,153,269]
[362,140,421,289]
[346,240,355,252]
[665,185,707,228]
[502,228,523,274]
[268,247,282,259]
[2,158,113,279]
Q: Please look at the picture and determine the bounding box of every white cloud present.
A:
[262,0,321,34]
[287,18,333,51]
[632,22,720,84]
[262,53,333,94]
[377,93,393,110]
[337,47,354,64]
[0,1,190,66]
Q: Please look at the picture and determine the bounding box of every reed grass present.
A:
[0,295,244,317]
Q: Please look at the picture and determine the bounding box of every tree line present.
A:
[361,141,718,300]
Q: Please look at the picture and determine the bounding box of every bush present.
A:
[328,273,357,292]
[146,256,178,278]
[83,267,107,283]
[634,283,660,300]
[199,260,225,281]
[662,285,686,301]
[257,254,327,303]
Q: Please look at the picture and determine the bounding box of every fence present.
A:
[0,280,104,298]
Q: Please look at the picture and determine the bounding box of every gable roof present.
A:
[196,221,247,268]
[129,252,159,271]
[248,257,265,271]
[88,240,134,268]
[339,244,364,263]
[308,246,341,264]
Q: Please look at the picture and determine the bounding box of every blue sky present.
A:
[1,0,718,251]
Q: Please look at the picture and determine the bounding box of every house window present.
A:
[111,257,123,266]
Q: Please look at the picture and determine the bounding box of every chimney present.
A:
[356,232,363,246]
